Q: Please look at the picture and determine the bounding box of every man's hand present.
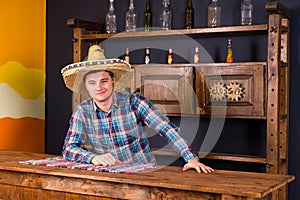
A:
[183,158,214,173]
[91,153,121,166]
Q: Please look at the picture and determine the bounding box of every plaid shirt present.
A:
[62,92,195,164]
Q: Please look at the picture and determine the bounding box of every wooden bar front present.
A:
[0,151,294,200]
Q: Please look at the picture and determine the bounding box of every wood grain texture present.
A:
[65,4,291,199]
[0,151,294,200]
[195,63,266,117]
[135,64,194,115]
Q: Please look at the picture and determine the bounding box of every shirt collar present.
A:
[93,92,120,113]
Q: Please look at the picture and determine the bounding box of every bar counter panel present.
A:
[0,151,294,200]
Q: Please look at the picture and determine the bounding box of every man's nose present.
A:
[96,80,105,89]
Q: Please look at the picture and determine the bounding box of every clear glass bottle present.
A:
[125,0,137,32]
[106,0,117,33]
[207,0,221,28]
[240,0,253,25]
[144,0,153,31]
[160,0,172,30]
[185,0,194,29]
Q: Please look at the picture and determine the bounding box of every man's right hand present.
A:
[91,153,121,166]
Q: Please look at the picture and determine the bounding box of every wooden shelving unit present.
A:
[67,2,290,200]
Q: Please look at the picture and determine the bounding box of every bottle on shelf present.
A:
[144,0,153,31]
[160,0,172,30]
[207,0,221,28]
[125,48,130,63]
[185,0,194,29]
[145,47,151,64]
[167,46,173,64]
[125,0,137,32]
[226,39,233,63]
[106,0,117,33]
[240,0,253,25]
[194,44,200,64]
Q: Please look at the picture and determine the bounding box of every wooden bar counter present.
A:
[0,151,294,200]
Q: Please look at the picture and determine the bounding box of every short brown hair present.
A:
[83,70,114,83]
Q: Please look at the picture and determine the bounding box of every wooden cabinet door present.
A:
[135,64,194,115]
[195,63,266,118]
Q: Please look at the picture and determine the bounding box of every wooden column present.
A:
[265,2,290,200]
[72,28,86,108]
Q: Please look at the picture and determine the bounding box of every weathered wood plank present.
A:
[195,63,266,117]
[76,24,267,41]
[135,65,194,115]
[152,149,267,164]
[67,18,102,31]
[0,151,294,200]
[265,2,290,19]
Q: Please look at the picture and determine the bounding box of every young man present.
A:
[61,45,213,173]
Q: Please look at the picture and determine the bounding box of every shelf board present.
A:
[132,62,267,68]
[152,149,267,164]
[80,24,268,41]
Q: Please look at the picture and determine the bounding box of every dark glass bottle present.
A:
[185,0,194,29]
[144,0,152,31]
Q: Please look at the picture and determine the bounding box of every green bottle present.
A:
[144,0,152,31]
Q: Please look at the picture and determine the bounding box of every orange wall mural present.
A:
[0,1,45,153]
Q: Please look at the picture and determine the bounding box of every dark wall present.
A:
[46,0,300,199]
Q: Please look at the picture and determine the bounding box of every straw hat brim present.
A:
[61,59,132,93]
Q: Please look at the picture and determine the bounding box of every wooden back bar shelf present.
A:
[68,24,268,40]
[66,2,291,200]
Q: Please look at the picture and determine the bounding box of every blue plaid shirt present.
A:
[62,92,195,164]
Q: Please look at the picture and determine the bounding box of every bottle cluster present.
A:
[105,0,254,33]
[123,45,202,65]
[122,40,234,64]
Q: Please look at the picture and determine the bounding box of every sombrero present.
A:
[61,45,132,93]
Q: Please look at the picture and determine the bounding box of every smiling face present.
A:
[84,71,114,108]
